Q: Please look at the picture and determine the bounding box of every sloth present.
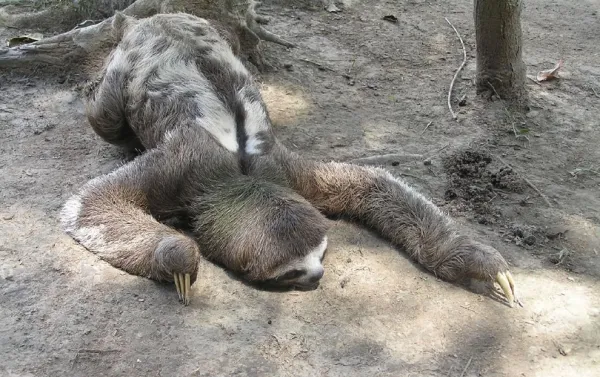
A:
[60,12,517,306]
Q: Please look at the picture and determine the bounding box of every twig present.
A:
[399,172,422,180]
[347,57,357,75]
[445,17,467,120]
[420,121,433,135]
[348,153,423,165]
[424,143,450,162]
[493,154,553,208]
[460,305,478,314]
[299,58,335,72]
[459,357,473,377]
[591,86,600,98]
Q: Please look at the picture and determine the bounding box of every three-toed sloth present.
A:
[60,12,516,306]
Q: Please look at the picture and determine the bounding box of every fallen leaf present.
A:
[536,59,564,81]
[382,15,399,23]
[6,33,43,47]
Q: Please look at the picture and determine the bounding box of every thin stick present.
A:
[493,154,553,208]
[299,58,335,72]
[459,357,473,377]
[460,305,478,314]
[445,17,467,120]
[420,121,433,135]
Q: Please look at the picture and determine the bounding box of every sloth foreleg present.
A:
[60,150,201,305]
[276,148,517,307]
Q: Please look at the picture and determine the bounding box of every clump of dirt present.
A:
[442,149,525,223]
[503,223,539,247]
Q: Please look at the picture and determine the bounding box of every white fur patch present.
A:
[301,236,328,275]
[72,225,107,250]
[60,195,82,234]
[241,98,270,155]
[210,42,249,75]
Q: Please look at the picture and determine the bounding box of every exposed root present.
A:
[0,0,295,70]
[245,1,295,48]
[0,19,116,67]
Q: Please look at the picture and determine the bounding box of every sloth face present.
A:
[258,236,328,291]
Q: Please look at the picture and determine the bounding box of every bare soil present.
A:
[1,0,599,376]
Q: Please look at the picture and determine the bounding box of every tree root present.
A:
[245,0,295,48]
[0,0,295,71]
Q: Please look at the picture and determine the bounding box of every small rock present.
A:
[423,159,432,166]
[84,329,91,335]
[524,235,537,246]
[567,277,575,281]
[526,110,539,118]
[138,298,144,302]
[267,319,272,325]
[366,83,376,89]
[283,63,293,71]
[382,15,398,23]
[546,225,569,240]
[557,344,571,356]
[340,277,349,288]
[2,214,15,220]
[326,3,341,13]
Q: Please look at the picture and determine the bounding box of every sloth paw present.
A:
[441,240,519,307]
[154,236,200,306]
[463,241,519,307]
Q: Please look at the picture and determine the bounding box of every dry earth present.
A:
[1,0,599,376]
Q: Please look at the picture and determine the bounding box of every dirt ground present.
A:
[1,0,599,376]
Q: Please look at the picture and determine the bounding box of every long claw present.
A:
[496,272,515,307]
[184,273,191,306]
[174,273,182,300]
[178,273,185,302]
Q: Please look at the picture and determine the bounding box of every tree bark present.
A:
[474,0,526,101]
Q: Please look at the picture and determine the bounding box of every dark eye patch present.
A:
[278,269,306,281]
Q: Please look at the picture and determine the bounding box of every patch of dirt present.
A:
[1,0,600,376]
[442,148,525,224]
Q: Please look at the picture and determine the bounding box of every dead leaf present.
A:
[382,15,399,24]
[7,33,43,48]
[536,59,564,82]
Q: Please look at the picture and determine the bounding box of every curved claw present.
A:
[173,272,192,305]
[496,271,516,307]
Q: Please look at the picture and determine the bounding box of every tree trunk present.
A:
[474,0,526,101]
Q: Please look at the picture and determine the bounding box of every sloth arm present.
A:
[274,145,517,306]
[60,147,202,305]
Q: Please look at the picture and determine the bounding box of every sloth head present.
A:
[193,178,331,290]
